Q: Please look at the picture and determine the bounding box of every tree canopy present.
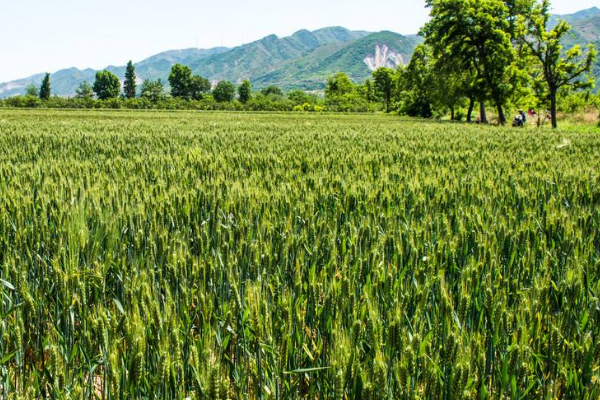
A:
[213,81,236,102]
[93,70,121,100]
[39,73,51,101]
[238,80,252,104]
[75,81,94,100]
[124,61,137,99]
[517,0,597,128]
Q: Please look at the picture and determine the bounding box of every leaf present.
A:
[519,382,536,399]
[302,343,314,361]
[284,366,330,374]
[580,310,589,331]
[0,350,17,365]
[419,330,433,356]
[0,279,15,291]
[113,298,125,315]
[263,385,272,395]
[511,375,517,397]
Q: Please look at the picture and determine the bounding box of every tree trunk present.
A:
[450,105,455,121]
[467,96,475,123]
[480,101,487,124]
[550,91,558,129]
[496,105,506,125]
[385,91,391,113]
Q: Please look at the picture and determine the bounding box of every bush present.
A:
[3,96,42,108]
[0,91,363,113]
[326,93,372,113]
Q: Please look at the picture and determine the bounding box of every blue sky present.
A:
[0,0,598,82]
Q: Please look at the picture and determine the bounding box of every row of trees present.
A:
[324,0,597,128]
[423,0,598,128]
[22,61,325,109]
[74,63,258,104]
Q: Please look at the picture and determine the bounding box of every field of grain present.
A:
[0,110,599,399]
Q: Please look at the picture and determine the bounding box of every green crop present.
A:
[0,110,599,399]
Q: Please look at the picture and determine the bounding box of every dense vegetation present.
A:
[1,110,599,399]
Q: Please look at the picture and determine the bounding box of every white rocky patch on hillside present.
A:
[364,45,404,70]
[0,82,25,95]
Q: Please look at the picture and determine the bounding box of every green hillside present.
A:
[187,27,369,83]
[254,31,422,90]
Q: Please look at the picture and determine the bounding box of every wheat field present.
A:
[0,110,599,399]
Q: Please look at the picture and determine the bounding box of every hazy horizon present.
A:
[0,0,598,82]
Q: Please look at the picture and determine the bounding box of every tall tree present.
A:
[39,73,51,101]
[75,81,94,99]
[399,45,434,118]
[518,0,597,128]
[423,0,518,124]
[124,61,137,99]
[168,64,193,99]
[238,80,252,104]
[372,68,395,113]
[213,81,236,102]
[93,70,121,100]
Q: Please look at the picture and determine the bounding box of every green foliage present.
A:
[189,75,211,100]
[140,79,166,102]
[212,81,236,102]
[168,64,210,100]
[25,84,39,98]
[518,0,598,128]
[39,73,51,101]
[399,45,434,118]
[423,0,519,124]
[287,90,312,105]
[324,73,375,112]
[1,109,599,399]
[238,80,252,103]
[260,85,284,99]
[359,78,376,103]
[168,64,193,99]
[325,72,355,98]
[124,60,137,99]
[372,68,395,112]
[93,70,121,100]
[0,93,323,112]
[75,81,94,100]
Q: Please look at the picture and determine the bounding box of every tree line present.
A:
[324,0,597,128]
[18,62,302,106]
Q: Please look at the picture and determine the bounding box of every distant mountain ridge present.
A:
[0,27,420,97]
[1,8,599,97]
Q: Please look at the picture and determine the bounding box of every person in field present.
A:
[513,110,527,127]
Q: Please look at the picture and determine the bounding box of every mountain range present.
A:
[1,7,599,98]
